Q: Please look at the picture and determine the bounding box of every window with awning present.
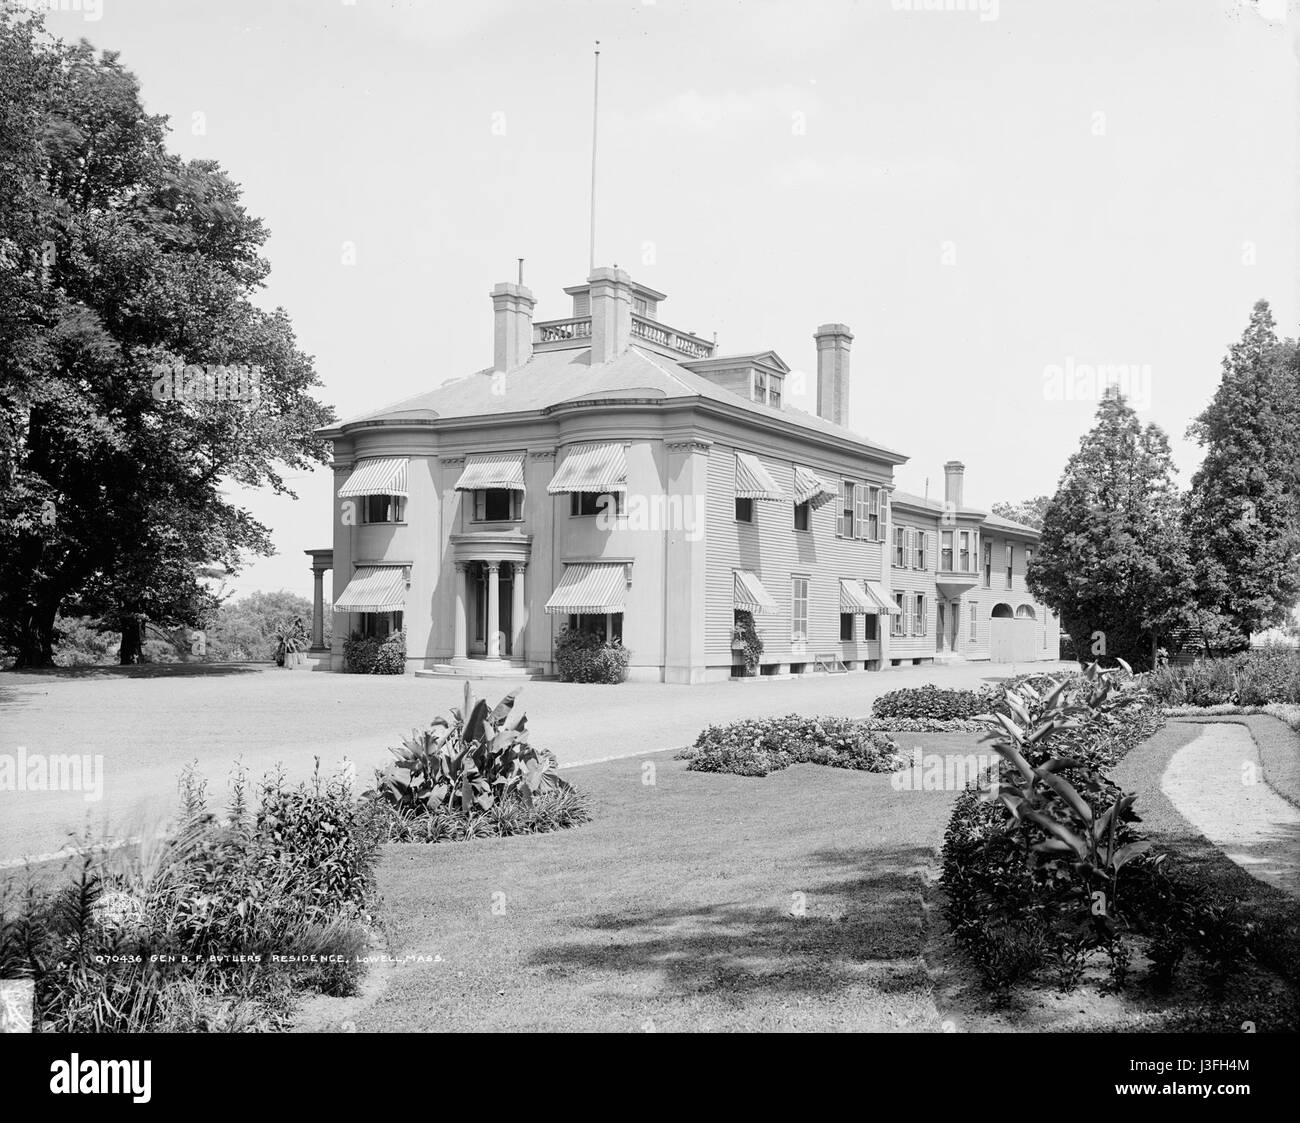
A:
[546,443,628,494]
[839,579,877,614]
[734,569,780,615]
[334,566,408,613]
[793,466,837,509]
[337,457,409,499]
[454,452,525,492]
[544,563,627,615]
[864,580,902,615]
[734,452,785,501]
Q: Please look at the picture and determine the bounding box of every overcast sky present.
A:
[41,0,1299,600]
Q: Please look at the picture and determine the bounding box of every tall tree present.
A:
[991,495,1050,530]
[0,16,333,666]
[1184,300,1300,641]
[1030,390,1193,669]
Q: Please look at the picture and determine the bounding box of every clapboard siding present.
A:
[706,444,885,667]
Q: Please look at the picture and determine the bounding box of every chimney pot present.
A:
[491,281,535,373]
[813,323,853,427]
[943,460,965,509]
[587,266,633,363]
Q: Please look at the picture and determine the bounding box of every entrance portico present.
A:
[449,533,531,666]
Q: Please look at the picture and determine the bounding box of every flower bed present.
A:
[676,714,901,777]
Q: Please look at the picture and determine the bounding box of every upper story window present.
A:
[838,482,885,541]
[893,527,906,567]
[634,296,650,317]
[362,495,405,524]
[1005,543,1014,589]
[736,497,754,523]
[983,541,993,588]
[570,492,625,517]
[941,531,954,572]
[793,501,811,532]
[1026,547,1034,577]
[914,529,926,570]
[959,531,971,572]
[472,489,521,522]
[752,369,784,408]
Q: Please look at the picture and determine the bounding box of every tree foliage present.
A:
[991,495,1050,530]
[0,15,333,666]
[1184,300,1300,640]
[1029,392,1193,669]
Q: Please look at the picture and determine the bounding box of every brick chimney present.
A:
[813,323,853,426]
[490,281,536,372]
[588,266,633,364]
[943,460,965,508]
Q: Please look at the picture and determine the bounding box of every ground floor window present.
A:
[360,610,403,639]
[864,614,878,641]
[567,612,623,643]
[892,592,906,636]
[840,613,855,641]
[914,594,926,636]
[969,601,977,641]
[791,576,809,643]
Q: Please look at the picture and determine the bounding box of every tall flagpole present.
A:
[589,40,600,275]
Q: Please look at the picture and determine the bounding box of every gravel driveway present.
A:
[0,660,1071,864]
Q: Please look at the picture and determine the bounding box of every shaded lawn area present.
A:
[357,734,974,1032]
[1106,717,1300,1031]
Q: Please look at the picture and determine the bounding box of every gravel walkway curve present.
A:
[1159,722,1300,898]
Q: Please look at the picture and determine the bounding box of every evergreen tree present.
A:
[1030,391,1193,669]
[1184,300,1300,641]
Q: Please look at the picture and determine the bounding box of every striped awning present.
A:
[840,579,876,614]
[334,566,407,613]
[547,443,628,494]
[734,570,780,616]
[545,563,627,615]
[794,466,837,509]
[337,457,408,498]
[735,452,785,501]
[865,580,903,616]
[455,452,525,492]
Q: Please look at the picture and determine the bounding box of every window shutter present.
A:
[855,485,868,540]
[474,491,485,521]
[929,532,937,572]
[836,511,845,538]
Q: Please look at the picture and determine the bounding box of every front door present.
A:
[470,564,513,657]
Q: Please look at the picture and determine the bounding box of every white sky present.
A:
[40,0,1299,599]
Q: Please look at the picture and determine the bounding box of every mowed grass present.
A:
[356,734,974,1032]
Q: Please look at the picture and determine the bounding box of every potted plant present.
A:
[274,617,310,668]
[731,611,763,676]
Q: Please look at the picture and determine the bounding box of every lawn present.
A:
[349,734,977,1032]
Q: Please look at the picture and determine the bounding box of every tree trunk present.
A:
[12,604,58,667]
[118,616,145,664]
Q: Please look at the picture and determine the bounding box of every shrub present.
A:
[940,663,1197,995]
[872,684,1000,722]
[1143,649,1300,708]
[678,714,901,777]
[554,627,628,684]
[0,760,378,1032]
[344,629,406,675]
[731,610,763,674]
[373,628,406,675]
[366,683,590,841]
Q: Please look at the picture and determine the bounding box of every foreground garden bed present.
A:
[351,737,974,1032]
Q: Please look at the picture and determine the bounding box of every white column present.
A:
[310,568,326,650]
[511,562,527,662]
[486,562,501,660]
[453,562,468,660]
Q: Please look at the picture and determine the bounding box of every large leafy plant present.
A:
[374,684,569,815]
[979,661,1159,944]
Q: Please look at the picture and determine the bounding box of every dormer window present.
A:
[752,369,783,408]
[634,296,649,317]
